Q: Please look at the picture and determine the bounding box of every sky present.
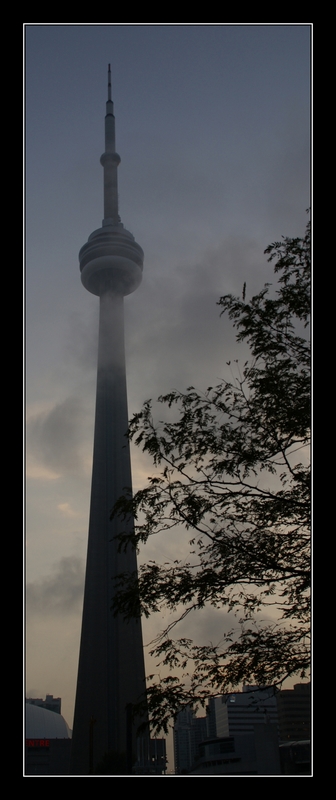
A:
[25,23,310,765]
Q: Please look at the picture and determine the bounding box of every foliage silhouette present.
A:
[111,218,311,734]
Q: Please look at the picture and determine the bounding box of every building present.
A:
[146,739,167,775]
[187,687,281,775]
[26,694,62,715]
[276,683,311,742]
[209,685,279,739]
[173,707,207,774]
[25,701,72,775]
[190,729,281,776]
[203,685,311,775]
[279,740,311,775]
[70,67,147,775]
[174,692,281,776]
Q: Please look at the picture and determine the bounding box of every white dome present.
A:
[26,703,72,739]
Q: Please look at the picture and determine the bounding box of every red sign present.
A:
[26,739,50,748]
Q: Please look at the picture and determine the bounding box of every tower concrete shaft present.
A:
[70,67,147,775]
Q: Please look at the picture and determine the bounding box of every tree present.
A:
[111,218,311,734]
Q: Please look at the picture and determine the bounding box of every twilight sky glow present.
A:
[25,24,310,756]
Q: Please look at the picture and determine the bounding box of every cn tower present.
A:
[70,67,147,775]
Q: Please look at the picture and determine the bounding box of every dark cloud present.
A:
[28,396,85,474]
[125,235,265,407]
[26,556,85,616]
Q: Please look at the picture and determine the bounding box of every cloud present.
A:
[125,234,266,423]
[27,396,85,476]
[57,502,82,518]
[26,555,85,616]
[26,463,61,481]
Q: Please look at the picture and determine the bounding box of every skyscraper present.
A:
[70,66,147,775]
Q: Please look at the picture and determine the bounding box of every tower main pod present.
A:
[70,67,147,775]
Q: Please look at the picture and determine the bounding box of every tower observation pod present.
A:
[70,66,148,775]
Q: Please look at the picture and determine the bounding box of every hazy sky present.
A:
[25,24,310,758]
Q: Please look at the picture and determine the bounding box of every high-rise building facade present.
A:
[173,707,207,774]
[209,686,279,739]
[70,67,147,775]
[174,694,281,776]
[276,683,311,742]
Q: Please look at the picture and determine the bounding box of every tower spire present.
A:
[101,64,120,224]
[108,63,112,102]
